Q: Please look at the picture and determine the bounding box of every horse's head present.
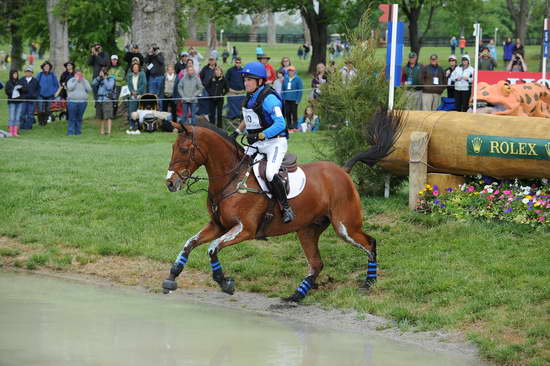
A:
[166,122,206,192]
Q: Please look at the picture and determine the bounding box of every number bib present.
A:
[242,108,262,130]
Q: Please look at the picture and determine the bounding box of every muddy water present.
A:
[0,272,482,366]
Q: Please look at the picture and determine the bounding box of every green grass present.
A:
[1,121,549,365]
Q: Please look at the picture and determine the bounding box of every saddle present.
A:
[257,153,298,194]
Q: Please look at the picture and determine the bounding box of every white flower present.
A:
[536,190,542,196]
[542,178,548,184]
[522,198,530,204]
[476,174,482,179]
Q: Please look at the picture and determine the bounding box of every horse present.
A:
[162,109,404,302]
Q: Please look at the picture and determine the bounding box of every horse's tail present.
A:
[343,108,405,173]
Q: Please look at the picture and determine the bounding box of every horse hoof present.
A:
[359,279,376,292]
[221,277,235,295]
[282,291,305,303]
[162,279,177,292]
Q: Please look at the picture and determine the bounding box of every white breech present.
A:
[245,136,288,182]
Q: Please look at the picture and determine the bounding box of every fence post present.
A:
[409,131,429,210]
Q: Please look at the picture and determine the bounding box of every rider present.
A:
[232,61,295,223]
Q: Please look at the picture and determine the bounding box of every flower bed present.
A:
[416,176,550,227]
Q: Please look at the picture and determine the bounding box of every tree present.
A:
[267,12,277,45]
[47,0,69,74]
[400,0,439,57]
[506,0,534,44]
[0,0,31,71]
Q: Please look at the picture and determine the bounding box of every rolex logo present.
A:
[545,142,550,157]
[471,137,483,153]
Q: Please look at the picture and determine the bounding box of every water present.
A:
[0,272,482,366]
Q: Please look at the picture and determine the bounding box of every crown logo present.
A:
[471,137,483,153]
[545,142,550,158]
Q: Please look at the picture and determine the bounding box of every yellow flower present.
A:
[525,195,532,201]
[418,190,425,195]
[425,184,432,191]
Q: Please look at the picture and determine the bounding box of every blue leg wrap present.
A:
[366,262,377,280]
[296,278,313,297]
[211,261,222,272]
[175,251,189,266]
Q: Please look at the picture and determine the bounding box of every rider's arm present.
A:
[261,94,286,139]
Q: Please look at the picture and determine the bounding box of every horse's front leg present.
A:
[207,220,255,295]
[162,220,223,293]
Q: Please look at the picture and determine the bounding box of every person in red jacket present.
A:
[257,55,276,85]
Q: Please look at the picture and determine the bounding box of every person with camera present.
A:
[144,45,165,98]
[92,66,115,136]
[478,46,497,71]
[124,44,144,75]
[66,69,92,136]
[87,43,109,79]
[506,52,527,72]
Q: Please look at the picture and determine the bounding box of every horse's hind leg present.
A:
[162,220,223,293]
[284,217,330,303]
[332,210,378,291]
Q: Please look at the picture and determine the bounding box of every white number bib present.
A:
[242,108,262,130]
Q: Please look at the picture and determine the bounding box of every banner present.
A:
[467,134,550,161]
[478,71,550,86]
[385,21,404,87]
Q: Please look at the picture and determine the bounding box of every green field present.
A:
[1,42,549,366]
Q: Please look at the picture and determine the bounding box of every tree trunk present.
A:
[208,22,217,50]
[187,8,198,41]
[301,5,328,75]
[46,0,69,74]
[9,22,23,71]
[267,12,276,45]
[132,0,178,65]
[506,0,531,44]
[302,14,311,45]
[407,11,421,56]
[249,13,263,43]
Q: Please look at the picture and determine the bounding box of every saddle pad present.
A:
[253,164,307,199]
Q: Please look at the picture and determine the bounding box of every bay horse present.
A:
[163,109,403,302]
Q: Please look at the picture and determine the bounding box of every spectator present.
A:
[273,70,284,95]
[126,62,147,134]
[420,54,446,111]
[124,44,144,75]
[210,48,218,61]
[256,44,264,57]
[59,61,75,101]
[311,62,327,99]
[488,39,497,61]
[512,38,525,58]
[87,43,109,79]
[225,57,245,121]
[188,47,203,74]
[222,48,230,64]
[450,55,474,112]
[232,46,238,62]
[5,70,24,137]
[479,47,497,70]
[199,56,217,118]
[144,45,165,97]
[258,54,276,85]
[445,55,458,99]
[109,55,125,116]
[503,37,514,64]
[459,36,466,55]
[177,65,203,125]
[401,52,423,110]
[281,65,303,130]
[92,66,115,136]
[36,61,59,126]
[450,36,458,55]
[297,46,304,60]
[175,52,189,75]
[339,60,356,84]
[0,50,6,70]
[297,105,320,132]
[205,66,228,129]
[303,43,310,59]
[279,57,291,75]
[66,69,92,136]
[160,64,178,123]
[19,66,40,130]
[507,52,528,72]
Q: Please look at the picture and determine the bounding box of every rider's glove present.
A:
[230,128,242,139]
[247,132,266,144]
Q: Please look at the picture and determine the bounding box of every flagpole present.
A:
[388,4,398,111]
[472,24,481,114]
[543,18,548,84]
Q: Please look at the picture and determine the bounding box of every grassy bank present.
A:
[0,121,549,365]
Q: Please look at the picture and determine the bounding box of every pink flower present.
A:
[433,191,439,196]
[494,190,500,195]
[537,216,545,222]
[503,190,512,195]
[535,210,542,214]
[467,186,475,193]
[546,204,550,209]
[488,195,495,200]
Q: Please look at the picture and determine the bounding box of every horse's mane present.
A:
[183,122,244,153]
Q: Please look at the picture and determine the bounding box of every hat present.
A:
[287,65,296,71]
[481,46,489,52]
[132,44,139,49]
[180,52,189,57]
[94,42,102,47]
[430,54,438,59]
[448,55,457,61]
[40,61,53,70]
[208,56,216,60]
[408,52,417,58]
[111,55,118,60]
[63,61,75,68]
[257,55,271,60]
[74,68,82,73]
[24,66,33,72]
[131,57,140,64]
[461,54,471,62]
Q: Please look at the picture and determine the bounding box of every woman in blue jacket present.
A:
[281,65,303,130]
[36,61,59,126]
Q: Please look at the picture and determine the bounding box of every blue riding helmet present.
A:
[241,61,267,79]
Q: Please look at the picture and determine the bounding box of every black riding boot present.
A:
[270,175,295,223]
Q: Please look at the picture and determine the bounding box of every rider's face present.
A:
[244,77,260,93]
